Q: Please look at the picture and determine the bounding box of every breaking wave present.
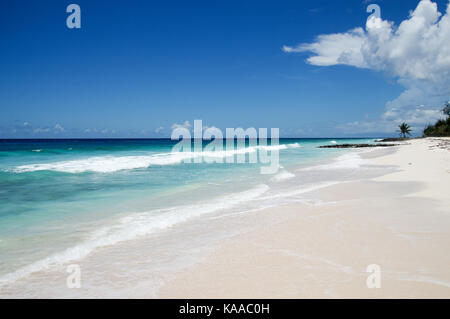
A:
[12,144,301,174]
[0,184,270,287]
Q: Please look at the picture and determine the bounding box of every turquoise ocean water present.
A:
[0,138,376,289]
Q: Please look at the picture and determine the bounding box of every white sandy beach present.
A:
[1,138,449,299]
[159,138,450,298]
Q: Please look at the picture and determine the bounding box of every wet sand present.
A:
[159,138,450,298]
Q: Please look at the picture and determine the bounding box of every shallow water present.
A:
[0,138,377,294]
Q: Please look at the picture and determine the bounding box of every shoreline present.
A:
[158,138,450,298]
[1,138,449,298]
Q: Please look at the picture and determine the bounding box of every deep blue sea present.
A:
[0,138,376,289]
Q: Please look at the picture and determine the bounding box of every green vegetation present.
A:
[398,122,412,138]
[443,102,450,117]
[423,102,450,137]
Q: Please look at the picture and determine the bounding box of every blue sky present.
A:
[1,0,449,138]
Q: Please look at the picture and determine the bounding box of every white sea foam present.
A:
[31,149,42,152]
[12,144,300,174]
[270,170,295,182]
[13,154,191,173]
[301,152,364,171]
[263,181,341,200]
[0,184,269,287]
[330,141,337,144]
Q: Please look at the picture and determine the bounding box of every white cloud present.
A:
[171,121,191,130]
[54,123,64,132]
[202,125,218,131]
[285,0,450,81]
[284,0,450,134]
[154,126,164,133]
[283,28,367,67]
[33,127,50,134]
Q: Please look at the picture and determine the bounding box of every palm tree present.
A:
[443,102,450,118]
[397,122,412,138]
